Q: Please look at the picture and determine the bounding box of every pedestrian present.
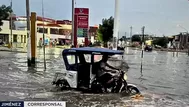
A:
[88,43,92,47]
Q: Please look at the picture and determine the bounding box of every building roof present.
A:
[18,16,56,23]
[56,20,72,25]
[37,23,62,27]
[89,26,98,32]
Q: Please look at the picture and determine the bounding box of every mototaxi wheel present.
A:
[91,80,104,93]
[120,84,140,96]
[127,86,140,95]
[54,79,70,89]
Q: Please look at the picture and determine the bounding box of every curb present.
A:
[0,49,27,53]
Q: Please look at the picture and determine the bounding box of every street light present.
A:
[177,24,188,33]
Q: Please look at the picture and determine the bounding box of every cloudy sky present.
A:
[1,0,189,36]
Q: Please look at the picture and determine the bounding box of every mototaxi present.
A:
[52,47,140,95]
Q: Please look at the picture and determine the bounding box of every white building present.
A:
[0,16,95,47]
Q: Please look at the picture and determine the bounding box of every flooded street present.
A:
[0,47,189,107]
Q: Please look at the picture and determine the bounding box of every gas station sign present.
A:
[74,8,89,47]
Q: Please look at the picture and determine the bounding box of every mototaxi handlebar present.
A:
[111,69,126,79]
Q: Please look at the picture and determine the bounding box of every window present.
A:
[21,35,23,43]
[59,29,64,35]
[84,54,91,63]
[84,54,102,63]
[24,35,26,43]
[67,55,80,65]
[94,55,102,62]
[50,28,59,34]
[38,28,48,33]
[13,35,17,42]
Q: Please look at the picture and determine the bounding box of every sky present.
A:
[1,0,189,36]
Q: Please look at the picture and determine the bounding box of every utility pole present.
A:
[71,0,75,47]
[124,32,127,47]
[26,0,31,67]
[125,32,127,41]
[140,26,145,75]
[42,0,46,70]
[10,0,13,50]
[130,26,132,43]
[113,0,120,50]
[187,33,189,56]
[30,12,37,67]
[141,26,145,59]
[188,44,189,56]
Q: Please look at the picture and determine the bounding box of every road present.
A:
[0,47,189,107]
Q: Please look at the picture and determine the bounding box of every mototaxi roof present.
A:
[62,47,124,55]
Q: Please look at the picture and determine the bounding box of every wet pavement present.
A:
[0,47,189,107]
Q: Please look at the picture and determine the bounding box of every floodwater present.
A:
[0,47,189,107]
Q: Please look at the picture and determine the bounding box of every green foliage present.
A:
[97,16,114,44]
[0,5,12,31]
[97,30,103,42]
[153,37,169,48]
[131,35,141,42]
[119,36,126,41]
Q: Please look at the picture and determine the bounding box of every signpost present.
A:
[74,8,89,47]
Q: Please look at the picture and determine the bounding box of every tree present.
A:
[97,16,114,47]
[0,5,12,31]
[153,37,169,48]
[119,36,126,41]
[131,35,141,42]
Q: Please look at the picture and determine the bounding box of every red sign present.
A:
[77,15,88,28]
[75,8,89,15]
[74,8,89,47]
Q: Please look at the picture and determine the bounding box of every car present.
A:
[144,45,153,52]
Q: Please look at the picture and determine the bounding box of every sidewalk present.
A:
[0,45,70,53]
[0,46,27,53]
[129,46,189,53]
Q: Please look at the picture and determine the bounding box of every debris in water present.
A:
[131,94,144,100]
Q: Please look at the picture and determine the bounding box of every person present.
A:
[0,39,3,45]
[97,55,120,92]
[88,43,93,47]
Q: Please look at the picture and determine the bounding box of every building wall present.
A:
[1,21,10,29]
[60,25,72,29]
[0,27,27,47]
[0,20,95,47]
[174,33,189,49]
[77,36,95,45]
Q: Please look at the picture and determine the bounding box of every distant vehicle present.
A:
[144,45,153,52]
[52,47,140,95]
